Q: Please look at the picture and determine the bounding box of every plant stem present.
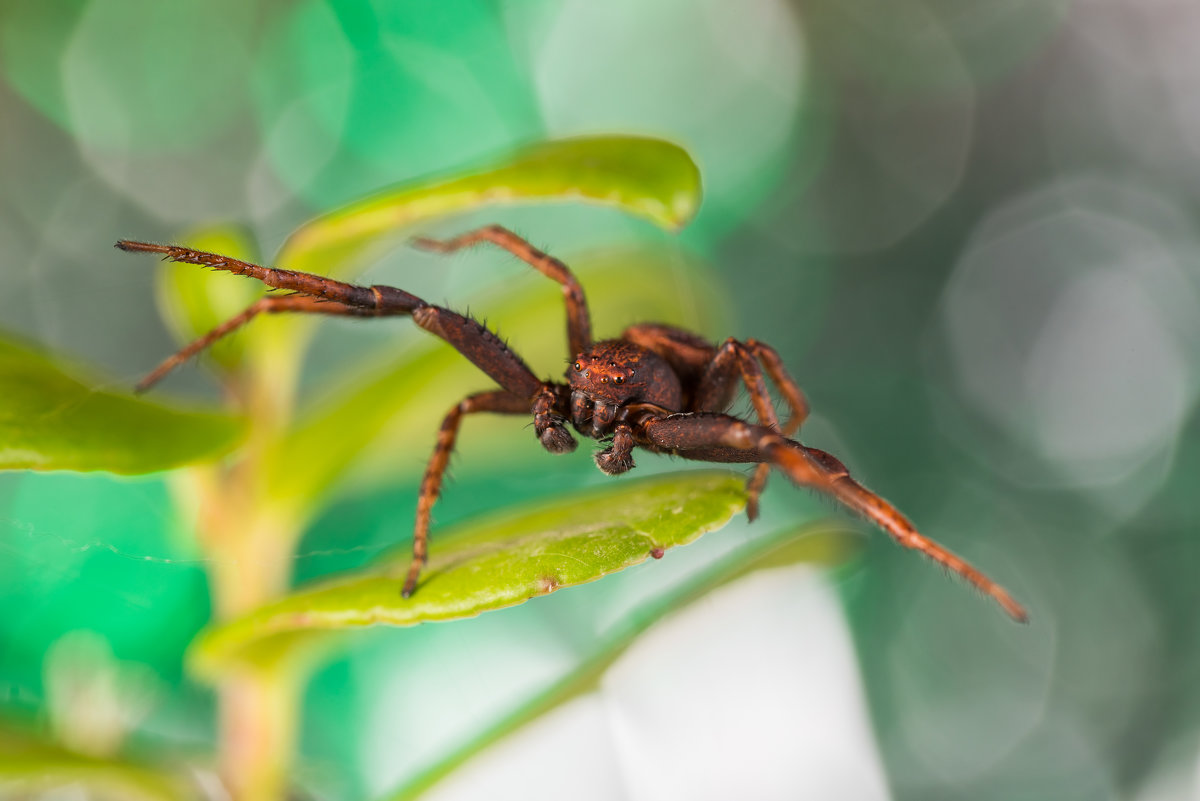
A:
[187,343,309,801]
[217,668,300,801]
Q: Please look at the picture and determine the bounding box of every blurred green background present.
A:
[3,0,1199,799]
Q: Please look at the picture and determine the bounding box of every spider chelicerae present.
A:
[116,225,1027,622]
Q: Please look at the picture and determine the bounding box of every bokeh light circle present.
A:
[937,175,1200,514]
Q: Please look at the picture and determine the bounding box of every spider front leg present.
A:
[403,389,531,598]
[412,224,593,359]
[533,385,577,454]
[595,423,636,475]
[116,239,544,400]
[635,412,1028,622]
[135,294,375,392]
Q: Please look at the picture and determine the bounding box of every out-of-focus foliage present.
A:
[278,135,702,279]
[0,337,242,472]
[0,725,190,801]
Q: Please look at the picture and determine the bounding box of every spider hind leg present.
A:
[633,411,1028,622]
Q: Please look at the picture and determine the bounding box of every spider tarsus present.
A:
[594,447,634,475]
[401,567,421,599]
[409,236,444,252]
[995,589,1030,624]
[539,425,577,454]
[115,239,159,253]
[745,496,760,522]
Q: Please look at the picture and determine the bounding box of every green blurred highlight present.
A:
[0,472,209,693]
[254,0,543,205]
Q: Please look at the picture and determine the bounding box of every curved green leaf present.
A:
[188,470,747,678]
[0,729,191,801]
[277,136,702,278]
[387,521,860,801]
[267,246,723,508]
[0,338,243,473]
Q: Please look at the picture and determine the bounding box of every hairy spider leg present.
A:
[694,339,786,519]
[405,390,531,598]
[737,339,810,518]
[135,295,374,393]
[411,224,593,359]
[115,240,543,400]
[623,325,811,432]
[745,339,810,432]
[635,411,1028,622]
[624,323,813,520]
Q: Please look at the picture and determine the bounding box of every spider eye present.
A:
[574,362,582,372]
[614,376,625,384]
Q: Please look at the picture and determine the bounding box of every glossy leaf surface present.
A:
[189,471,747,677]
[0,338,243,473]
[276,135,703,277]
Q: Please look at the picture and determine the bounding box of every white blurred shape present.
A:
[939,176,1200,515]
[1132,748,1200,801]
[529,0,804,233]
[392,568,887,800]
[604,567,889,801]
[1024,269,1189,479]
[359,620,578,796]
[425,695,625,801]
[44,630,161,758]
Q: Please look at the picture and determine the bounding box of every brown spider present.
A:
[116,226,1027,621]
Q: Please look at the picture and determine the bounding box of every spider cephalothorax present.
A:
[116,224,1028,621]
[569,340,681,439]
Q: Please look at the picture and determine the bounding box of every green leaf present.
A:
[0,337,244,473]
[276,136,703,278]
[154,225,263,374]
[188,470,747,679]
[0,728,191,801]
[266,246,723,508]
[386,521,860,801]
